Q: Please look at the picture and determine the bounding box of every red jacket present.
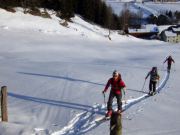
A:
[104,78,126,94]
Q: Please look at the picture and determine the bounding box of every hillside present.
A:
[0,8,180,135]
[106,0,180,17]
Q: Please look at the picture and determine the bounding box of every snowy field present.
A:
[0,8,180,135]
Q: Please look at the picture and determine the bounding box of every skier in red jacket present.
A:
[164,56,175,72]
[102,70,126,117]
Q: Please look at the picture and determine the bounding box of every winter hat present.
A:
[112,70,122,80]
[113,70,118,76]
[152,67,157,72]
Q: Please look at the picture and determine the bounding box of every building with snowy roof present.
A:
[172,26,180,34]
[161,25,180,43]
[128,24,159,38]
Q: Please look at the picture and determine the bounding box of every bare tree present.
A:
[120,3,130,33]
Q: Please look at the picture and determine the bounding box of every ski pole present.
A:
[122,88,126,104]
[157,80,160,93]
[141,79,146,92]
[103,93,106,105]
[123,88,127,111]
[162,63,165,71]
[174,63,176,72]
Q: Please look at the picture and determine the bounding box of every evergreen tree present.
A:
[157,15,171,25]
[60,0,74,20]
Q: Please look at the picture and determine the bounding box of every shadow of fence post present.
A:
[110,112,122,135]
[1,86,8,122]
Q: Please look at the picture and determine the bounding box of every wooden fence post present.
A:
[1,86,8,122]
[110,112,122,135]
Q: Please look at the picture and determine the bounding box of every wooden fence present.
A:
[0,86,8,122]
[110,112,122,135]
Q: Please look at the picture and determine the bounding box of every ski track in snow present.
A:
[49,71,169,135]
[132,3,160,17]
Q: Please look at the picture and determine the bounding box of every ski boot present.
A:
[117,109,122,114]
[105,110,112,119]
[149,91,153,96]
[152,91,156,96]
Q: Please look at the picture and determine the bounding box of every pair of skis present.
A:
[95,115,111,123]
[95,110,123,123]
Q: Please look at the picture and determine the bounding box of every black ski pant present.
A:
[167,64,171,72]
[149,80,157,93]
[107,91,122,111]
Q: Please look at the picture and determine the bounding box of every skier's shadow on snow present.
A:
[17,72,104,86]
[8,92,95,112]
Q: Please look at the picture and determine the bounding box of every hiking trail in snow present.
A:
[37,71,170,135]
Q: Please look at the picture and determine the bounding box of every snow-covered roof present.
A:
[142,24,158,31]
[128,24,159,33]
[165,31,177,37]
[172,27,180,32]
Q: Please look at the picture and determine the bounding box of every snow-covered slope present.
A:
[0,8,180,135]
[145,2,180,12]
[106,1,180,18]
[0,8,136,41]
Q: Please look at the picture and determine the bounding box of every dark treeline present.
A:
[147,10,180,25]
[0,0,122,30]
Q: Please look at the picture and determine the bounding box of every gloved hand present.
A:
[102,90,105,94]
